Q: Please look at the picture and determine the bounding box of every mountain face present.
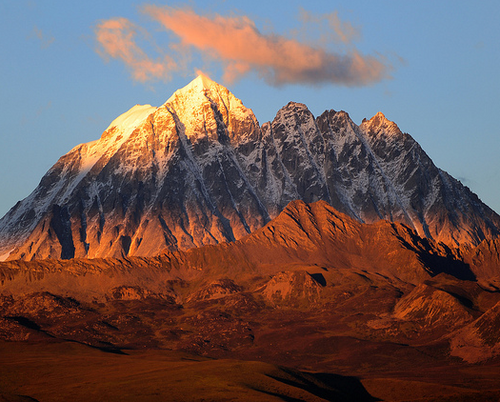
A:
[1,75,499,260]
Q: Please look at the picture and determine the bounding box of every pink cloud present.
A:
[94,8,392,87]
[95,17,175,82]
[142,6,391,86]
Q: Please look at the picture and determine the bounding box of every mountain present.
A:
[1,74,499,260]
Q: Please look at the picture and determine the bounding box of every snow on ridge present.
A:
[106,104,157,132]
[34,104,157,205]
[350,120,415,226]
[61,104,158,176]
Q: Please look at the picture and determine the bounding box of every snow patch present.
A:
[0,248,13,261]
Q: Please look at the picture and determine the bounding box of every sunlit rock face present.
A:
[1,75,499,260]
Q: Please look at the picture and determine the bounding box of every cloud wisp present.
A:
[31,26,55,49]
[95,7,393,87]
[95,17,176,83]
[296,9,361,46]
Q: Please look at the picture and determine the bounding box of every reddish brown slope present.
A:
[465,238,500,288]
[0,200,474,300]
[172,200,472,285]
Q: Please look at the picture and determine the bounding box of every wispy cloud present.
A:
[94,7,393,87]
[296,9,361,45]
[31,26,54,49]
[94,17,176,83]
[36,100,52,117]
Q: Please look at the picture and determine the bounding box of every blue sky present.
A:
[1,0,499,217]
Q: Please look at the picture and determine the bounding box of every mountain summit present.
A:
[1,75,499,260]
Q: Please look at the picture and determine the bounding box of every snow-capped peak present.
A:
[364,112,390,126]
[185,73,219,92]
[164,73,226,106]
[161,74,257,143]
[361,111,401,136]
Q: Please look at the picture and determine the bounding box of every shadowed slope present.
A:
[0,342,378,402]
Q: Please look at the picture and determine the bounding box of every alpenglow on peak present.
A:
[163,74,256,129]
